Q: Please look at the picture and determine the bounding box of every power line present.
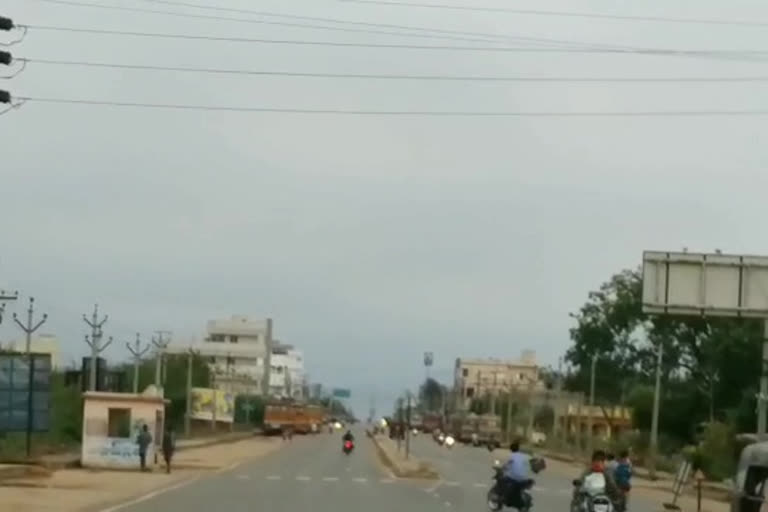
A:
[20,57,768,83]
[22,25,768,61]
[30,0,561,46]
[338,0,768,28]
[13,96,768,117]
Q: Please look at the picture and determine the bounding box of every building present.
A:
[454,351,544,409]
[164,316,273,396]
[7,334,60,368]
[80,388,169,469]
[558,404,633,441]
[269,343,305,399]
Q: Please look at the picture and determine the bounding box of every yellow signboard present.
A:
[190,387,234,423]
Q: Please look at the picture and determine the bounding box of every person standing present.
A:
[136,424,153,472]
[162,427,176,474]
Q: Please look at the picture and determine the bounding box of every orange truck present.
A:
[264,402,327,435]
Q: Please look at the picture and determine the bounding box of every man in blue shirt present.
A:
[501,441,530,507]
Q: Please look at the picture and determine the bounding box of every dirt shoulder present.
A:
[1,437,283,512]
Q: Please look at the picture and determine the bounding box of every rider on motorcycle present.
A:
[342,430,355,442]
[572,450,621,511]
[500,441,531,509]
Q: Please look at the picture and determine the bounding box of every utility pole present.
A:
[12,297,48,458]
[553,357,563,445]
[185,350,194,437]
[262,318,273,399]
[126,333,150,394]
[586,354,597,458]
[82,304,111,391]
[151,330,172,392]
[649,343,664,480]
[506,383,514,443]
[405,393,412,459]
[0,289,18,325]
[491,371,499,415]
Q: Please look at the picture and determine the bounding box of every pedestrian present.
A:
[136,424,153,472]
[162,426,176,474]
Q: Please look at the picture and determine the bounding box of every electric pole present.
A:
[553,357,563,445]
[586,354,597,458]
[152,330,172,391]
[126,333,150,394]
[0,289,18,325]
[648,343,664,480]
[185,349,194,437]
[82,305,111,391]
[12,296,48,458]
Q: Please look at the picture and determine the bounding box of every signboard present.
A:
[332,388,351,399]
[642,250,768,317]
[189,387,234,423]
[0,353,51,432]
[424,352,434,367]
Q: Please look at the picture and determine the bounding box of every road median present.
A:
[369,433,438,480]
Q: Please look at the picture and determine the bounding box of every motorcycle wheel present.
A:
[486,488,503,511]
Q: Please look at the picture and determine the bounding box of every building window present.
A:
[462,368,469,377]
[210,334,225,342]
[107,408,131,438]
[466,387,475,398]
[229,335,239,343]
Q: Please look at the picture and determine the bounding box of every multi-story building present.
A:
[454,350,543,409]
[199,315,273,396]
[269,343,305,399]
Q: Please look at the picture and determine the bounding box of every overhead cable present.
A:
[13,96,768,117]
[22,25,768,62]
[337,0,768,28]
[20,57,768,83]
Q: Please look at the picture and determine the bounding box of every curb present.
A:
[369,433,439,480]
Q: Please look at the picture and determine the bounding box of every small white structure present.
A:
[81,391,168,469]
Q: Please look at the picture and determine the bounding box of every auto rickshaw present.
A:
[732,440,768,512]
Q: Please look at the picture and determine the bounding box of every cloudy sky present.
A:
[1,0,767,414]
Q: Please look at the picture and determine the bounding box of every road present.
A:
[408,434,665,512]
[106,429,665,512]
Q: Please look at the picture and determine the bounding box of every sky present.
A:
[1,0,768,415]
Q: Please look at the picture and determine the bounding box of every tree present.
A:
[419,378,446,412]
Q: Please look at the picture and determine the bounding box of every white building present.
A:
[269,343,305,399]
[188,316,273,396]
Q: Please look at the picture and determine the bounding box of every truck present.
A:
[264,402,327,435]
[447,412,502,447]
[421,413,443,433]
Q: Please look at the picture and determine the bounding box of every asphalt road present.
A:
[408,434,665,512]
[106,429,665,512]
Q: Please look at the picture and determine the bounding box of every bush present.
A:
[695,422,736,481]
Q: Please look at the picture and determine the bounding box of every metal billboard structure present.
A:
[642,250,768,440]
[0,352,52,456]
[642,250,768,317]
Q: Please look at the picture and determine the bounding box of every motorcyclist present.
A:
[572,450,621,511]
[500,440,530,509]
[342,430,355,442]
[613,450,632,511]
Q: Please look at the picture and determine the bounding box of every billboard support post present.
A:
[642,250,768,444]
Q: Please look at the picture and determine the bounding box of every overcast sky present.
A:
[2,0,768,414]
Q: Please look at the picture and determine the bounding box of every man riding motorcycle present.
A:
[500,441,531,509]
[572,450,621,512]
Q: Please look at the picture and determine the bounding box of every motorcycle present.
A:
[343,440,355,455]
[571,473,615,512]
[486,462,534,512]
[437,433,446,446]
[444,435,455,449]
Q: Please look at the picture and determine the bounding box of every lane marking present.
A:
[444,502,452,507]
[296,476,311,481]
[99,476,201,512]
[444,481,460,487]
[235,474,250,480]
[473,483,488,488]
[380,478,395,484]
[323,477,340,482]
[266,475,282,480]
[352,477,368,483]
[425,480,443,493]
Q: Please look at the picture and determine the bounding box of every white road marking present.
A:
[236,474,250,480]
[444,502,452,507]
[432,493,440,498]
[323,477,340,482]
[352,477,368,483]
[444,481,460,487]
[266,475,282,481]
[98,476,201,512]
[296,476,311,481]
[473,483,488,488]
[425,480,443,493]
[380,478,395,484]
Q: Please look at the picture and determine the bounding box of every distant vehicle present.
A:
[343,440,354,455]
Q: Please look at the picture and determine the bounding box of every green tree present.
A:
[418,378,446,412]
